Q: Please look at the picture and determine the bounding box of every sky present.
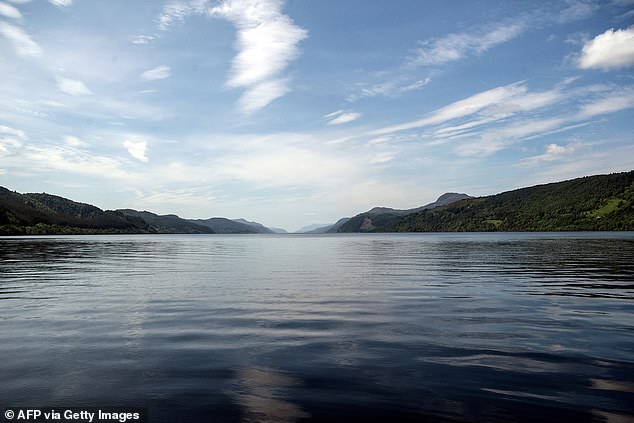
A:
[0,0,633,231]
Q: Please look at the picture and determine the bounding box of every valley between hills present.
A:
[1,170,632,235]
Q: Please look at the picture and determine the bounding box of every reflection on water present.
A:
[230,367,309,422]
[0,233,633,422]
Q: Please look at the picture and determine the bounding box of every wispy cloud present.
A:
[49,0,72,7]
[578,25,634,70]
[157,0,206,30]
[157,0,307,113]
[414,22,526,67]
[576,88,634,118]
[0,2,22,20]
[324,109,361,125]
[519,142,584,164]
[558,0,599,23]
[140,65,171,81]
[350,77,431,102]
[131,35,155,45]
[455,117,565,156]
[134,187,217,209]
[63,135,87,147]
[0,21,41,57]
[369,82,527,135]
[365,77,634,158]
[24,145,135,180]
[236,78,289,114]
[0,124,26,139]
[124,138,149,162]
[370,152,395,164]
[209,0,308,113]
[57,77,92,95]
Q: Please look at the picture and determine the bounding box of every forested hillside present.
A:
[338,171,634,232]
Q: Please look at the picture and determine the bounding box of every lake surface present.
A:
[1,233,633,422]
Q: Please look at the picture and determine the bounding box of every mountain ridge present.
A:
[337,171,634,232]
[1,170,632,235]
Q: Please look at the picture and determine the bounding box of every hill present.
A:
[0,188,150,235]
[365,193,472,216]
[118,209,214,234]
[304,218,351,234]
[187,218,259,234]
[338,192,472,232]
[337,171,634,232]
[231,218,275,234]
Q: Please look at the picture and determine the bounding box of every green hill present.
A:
[337,171,634,232]
[0,187,285,235]
[0,188,151,235]
[188,218,259,234]
[117,209,214,234]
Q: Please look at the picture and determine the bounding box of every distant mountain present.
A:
[0,187,266,235]
[337,171,634,232]
[0,188,150,235]
[188,217,258,234]
[337,193,472,232]
[304,217,351,234]
[2,170,631,235]
[231,218,275,234]
[118,209,213,234]
[269,227,289,234]
[365,193,472,216]
[295,223,331,233]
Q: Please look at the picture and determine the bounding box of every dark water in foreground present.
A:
[1,233,633,422]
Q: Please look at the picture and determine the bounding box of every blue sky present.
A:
[0,0,633,231]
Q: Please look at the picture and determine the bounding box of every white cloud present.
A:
[578,26,634,70]
[237,78,289,114]
[124,139,148,162]
[433,116,501,139]
[414,22,526,66]
[140,65,171,81]
[0,137,23,153]
[558,0,599,23]
[369,82,527,135]
[219,147,358,188]
[455,118,565,157]
[546,143,574,155]
[49,0,72,7]
[0,21,41,57]
[353,77,431,101]
[57,77,92,95]
[324,110,361,125]
[0,124,25,154]
[131,35,155,45]
[63,135,86,147]
[210,0,308,113]
[576,88,634,118]
[368,136,391,145]
[157,0,307,113]
[0,124,26,139]
[22,145,133,180]
[370,152,395,164]
[519,142,586,165]
[366,78,633,158]
[157,0,206,30]
[0,2,22,19]
[135,188,217,209]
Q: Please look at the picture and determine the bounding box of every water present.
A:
[1,233,633,422]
